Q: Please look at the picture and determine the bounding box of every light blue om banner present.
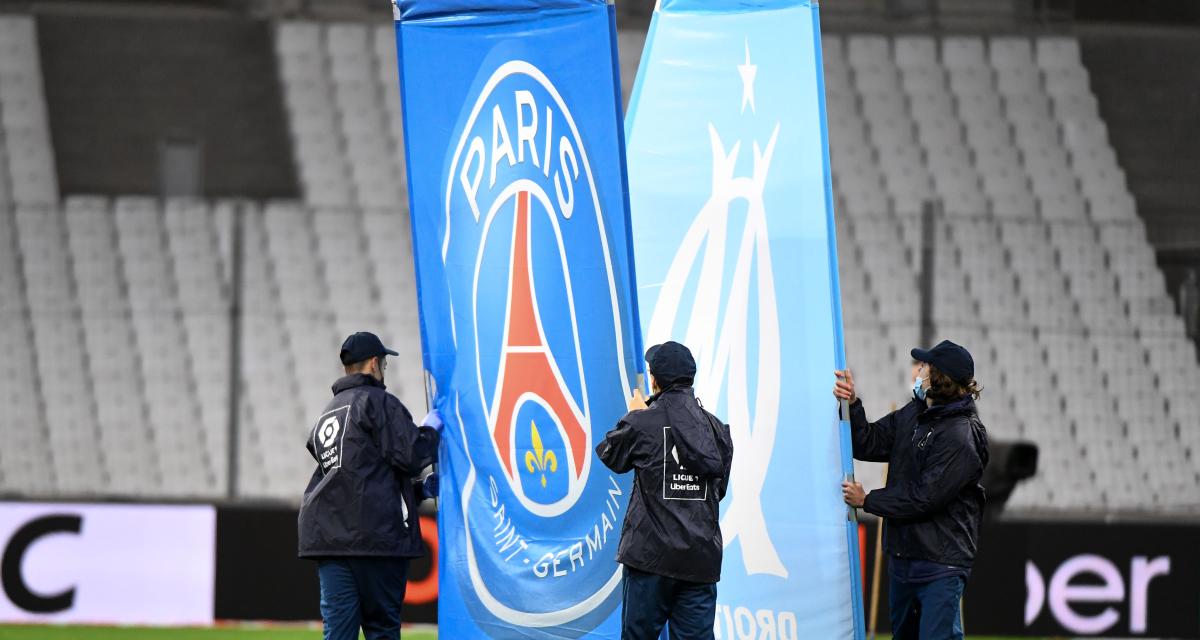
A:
[625,0,865,638]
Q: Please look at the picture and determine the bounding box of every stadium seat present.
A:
[941,36,987,70]
[0,16,58,207]
[893,35,937,69]
[988,37,1033,70]
[847,35,889,69]
[1035,37,1083,71]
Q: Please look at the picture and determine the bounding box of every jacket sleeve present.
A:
[377,394,440,476]
[595,414,641,473]
[862,422,981,520]
[715,421,734,501]
[849,399,898,462]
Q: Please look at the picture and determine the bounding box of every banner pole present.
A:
[868,462,889,640]
[391,1,440,513]
[607,0,647,390]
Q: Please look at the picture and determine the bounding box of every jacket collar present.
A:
[648,385,695,405]
[332,373,385,395]
[918,395,976,423]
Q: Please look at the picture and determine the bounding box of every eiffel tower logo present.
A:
[489,191,588,491]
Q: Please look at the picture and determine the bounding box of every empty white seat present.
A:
[276,21,321,55]
[894,36,937,69]
[847,35,889,69]
[989,37,1033,69]
[996,66,1041,97]
[942,36,987,70]
[1036,37,1083,71]
[326,23,370,58]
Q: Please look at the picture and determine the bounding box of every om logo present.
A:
[644,42,787,578]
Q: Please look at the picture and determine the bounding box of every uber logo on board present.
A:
[1025,553,1171,635]
[312,405,351,476]
[663,427,707,501]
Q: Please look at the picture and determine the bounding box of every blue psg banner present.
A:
[625,1,865,638]
[391,0,640,636]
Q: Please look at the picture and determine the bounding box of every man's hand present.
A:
[627,387,648,412]
[421,410,443,432]
[420,473,439,500]
[842,481,866,508]
[833,369,857,404]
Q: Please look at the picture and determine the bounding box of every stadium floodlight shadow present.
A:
[981,440,1039,521]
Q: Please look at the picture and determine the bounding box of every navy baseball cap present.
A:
[911,340,974,385]
[645,341,697,386]
[340,331,398,365]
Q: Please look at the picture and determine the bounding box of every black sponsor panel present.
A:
[967,521,1199,638]
[960,521,1026,633]
[214,504,436,623]
[214,505,318,620]
[859,518,1200,638]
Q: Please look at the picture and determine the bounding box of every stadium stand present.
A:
[0,13,1196,511]
[822,33,1200,510]
[275,21,406,208]
[2,194,420,500]
[0,15,57,205]
[35,13,296,199]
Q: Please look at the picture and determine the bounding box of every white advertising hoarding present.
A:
[0,502,215,625]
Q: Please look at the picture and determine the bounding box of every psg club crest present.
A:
[440,59,634,631]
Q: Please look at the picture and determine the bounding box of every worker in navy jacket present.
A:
[597,341,733,640]
[298,332,442,640]
[835,340,989,640]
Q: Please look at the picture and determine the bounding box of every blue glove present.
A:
[420,473,439,500]
[421,410,443,431]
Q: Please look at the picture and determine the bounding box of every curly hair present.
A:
[926,364,982,404]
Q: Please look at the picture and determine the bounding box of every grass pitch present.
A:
[0,626,437,640]
[0,625,1032,639]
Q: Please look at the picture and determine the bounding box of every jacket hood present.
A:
[650,387,729,478]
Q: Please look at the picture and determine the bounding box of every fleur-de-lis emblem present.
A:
[524,420,558,488]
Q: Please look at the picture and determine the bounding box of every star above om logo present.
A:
[524,420,558,488]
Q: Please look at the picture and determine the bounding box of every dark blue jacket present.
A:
[596,387,734,583]
[298,374,439,558]
[851,396,989,568]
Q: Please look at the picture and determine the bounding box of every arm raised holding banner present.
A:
[834,369,898,462]
[595,387,652,473]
